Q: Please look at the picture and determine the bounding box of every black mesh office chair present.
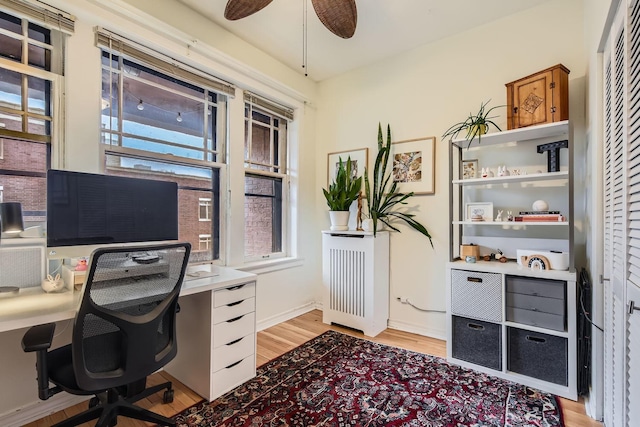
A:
[22,242,191,427]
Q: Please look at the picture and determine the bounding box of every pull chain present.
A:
[302,0,308,76]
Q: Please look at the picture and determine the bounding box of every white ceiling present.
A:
[176,0,552,82]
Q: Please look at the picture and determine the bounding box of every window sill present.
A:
[233,257,304,274]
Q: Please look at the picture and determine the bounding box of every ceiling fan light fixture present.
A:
[224,0,273,21]
[311,0,357,39]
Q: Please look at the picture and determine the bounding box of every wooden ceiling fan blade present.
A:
[311,0,357,39]
[224,0,273,21]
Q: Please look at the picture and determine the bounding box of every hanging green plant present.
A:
[442,100,504,148]
[364,123,433,247]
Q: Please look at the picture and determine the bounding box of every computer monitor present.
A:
[46,169,178,259]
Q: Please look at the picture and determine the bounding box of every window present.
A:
[199,198,212,221]
[243,93,292,260]
[199,234,211,251]
[0,8,69,224]
[98,29,233,263]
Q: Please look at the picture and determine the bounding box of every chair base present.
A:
[50,382,175,427]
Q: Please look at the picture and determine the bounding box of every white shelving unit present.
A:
[446,121,578,400]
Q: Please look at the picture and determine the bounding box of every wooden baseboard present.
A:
[387,319,447,341]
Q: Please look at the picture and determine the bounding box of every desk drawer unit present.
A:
[451,269,502,322]
[210,282,257,399]
[506,276,566,332]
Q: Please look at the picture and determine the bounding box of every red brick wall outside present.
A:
[0,138,47,221]
[244,120,280,257]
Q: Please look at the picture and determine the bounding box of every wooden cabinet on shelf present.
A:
[446,120,578,400]
[506,64,569,129]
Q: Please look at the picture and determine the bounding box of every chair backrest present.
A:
[72,242,191,391]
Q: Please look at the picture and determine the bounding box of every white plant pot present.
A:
[361,218,374,232]
[329,211,350,231]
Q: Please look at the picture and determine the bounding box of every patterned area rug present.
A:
[174,330,563,426]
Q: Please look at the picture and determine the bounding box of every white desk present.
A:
[0,266,257,425]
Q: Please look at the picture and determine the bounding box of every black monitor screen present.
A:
[47,170,178,247]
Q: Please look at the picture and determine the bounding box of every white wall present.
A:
[316,0,588,339]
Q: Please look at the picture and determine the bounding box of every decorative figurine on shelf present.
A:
[495,210,504,222]
[481,167,488,178]
[511,169,521,176]
[532,199,549,212]
[497,166,509,177]
[507,211,514,221]
[41,273,64,293]
[356,192,363,231]
[75,258,88,271]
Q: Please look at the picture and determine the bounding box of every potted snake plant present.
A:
[364,124,433,247]
[322,157,362,231]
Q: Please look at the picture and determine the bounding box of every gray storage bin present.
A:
[507,327,568,385]
[452,316,501,371]
[506,275,566,299]
[451,269,502,322]
[506,306,565,331]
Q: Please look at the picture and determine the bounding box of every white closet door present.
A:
[603,4,627,427]
[626,0,640,424]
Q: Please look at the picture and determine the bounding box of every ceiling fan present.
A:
[224,0,358,39]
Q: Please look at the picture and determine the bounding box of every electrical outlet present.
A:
[397,297,409,304]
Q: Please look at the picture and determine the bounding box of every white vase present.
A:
[329,211,350,231]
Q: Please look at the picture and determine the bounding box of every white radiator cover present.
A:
[321,231,389,337]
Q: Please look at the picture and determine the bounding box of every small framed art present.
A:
[327,148,368,189]
[465,202,494,222]
[391,136,436,195]
[462,159,478,179]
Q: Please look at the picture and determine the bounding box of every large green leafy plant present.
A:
[323,157,362,211]
[364,124,433,247]
[441,100,503,148]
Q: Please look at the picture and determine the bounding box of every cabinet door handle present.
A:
[526,335,546,344]
[226,337,243,346]
[227,315,244,323]
[629,300,640,315]
[225,360,242,369]
[227,300,244,307]
[467,323,485,330]
[467,277,483,283]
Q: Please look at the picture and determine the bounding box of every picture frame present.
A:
[465,202,494,222]
[391,136,436,195]
[327,148,368,190]
[462,159,478,180]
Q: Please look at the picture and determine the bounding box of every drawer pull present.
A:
[467,277,483,283]
[225,360,243,369]
[467,323,485,330]
[226,337,243,346]
[531,308,538,312]
[227,300,244,307]
[227,285,245,291]
[526,335,546,344]
[227,315,244,323]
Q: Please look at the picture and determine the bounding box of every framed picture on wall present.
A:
[391,136,436,195]
[327,148,368,190]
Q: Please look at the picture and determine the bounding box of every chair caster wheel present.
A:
[163,389,174,403]
[89,397,100,408]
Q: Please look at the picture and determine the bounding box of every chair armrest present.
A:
[22,323,56,352]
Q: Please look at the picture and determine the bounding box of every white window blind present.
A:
[0,0,74,34]
[96,28,235,97]
[244,92,294,121]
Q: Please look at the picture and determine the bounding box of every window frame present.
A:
[199,197,212,221]
[243,101,290,262]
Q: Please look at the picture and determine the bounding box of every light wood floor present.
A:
[26,310,602,427]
